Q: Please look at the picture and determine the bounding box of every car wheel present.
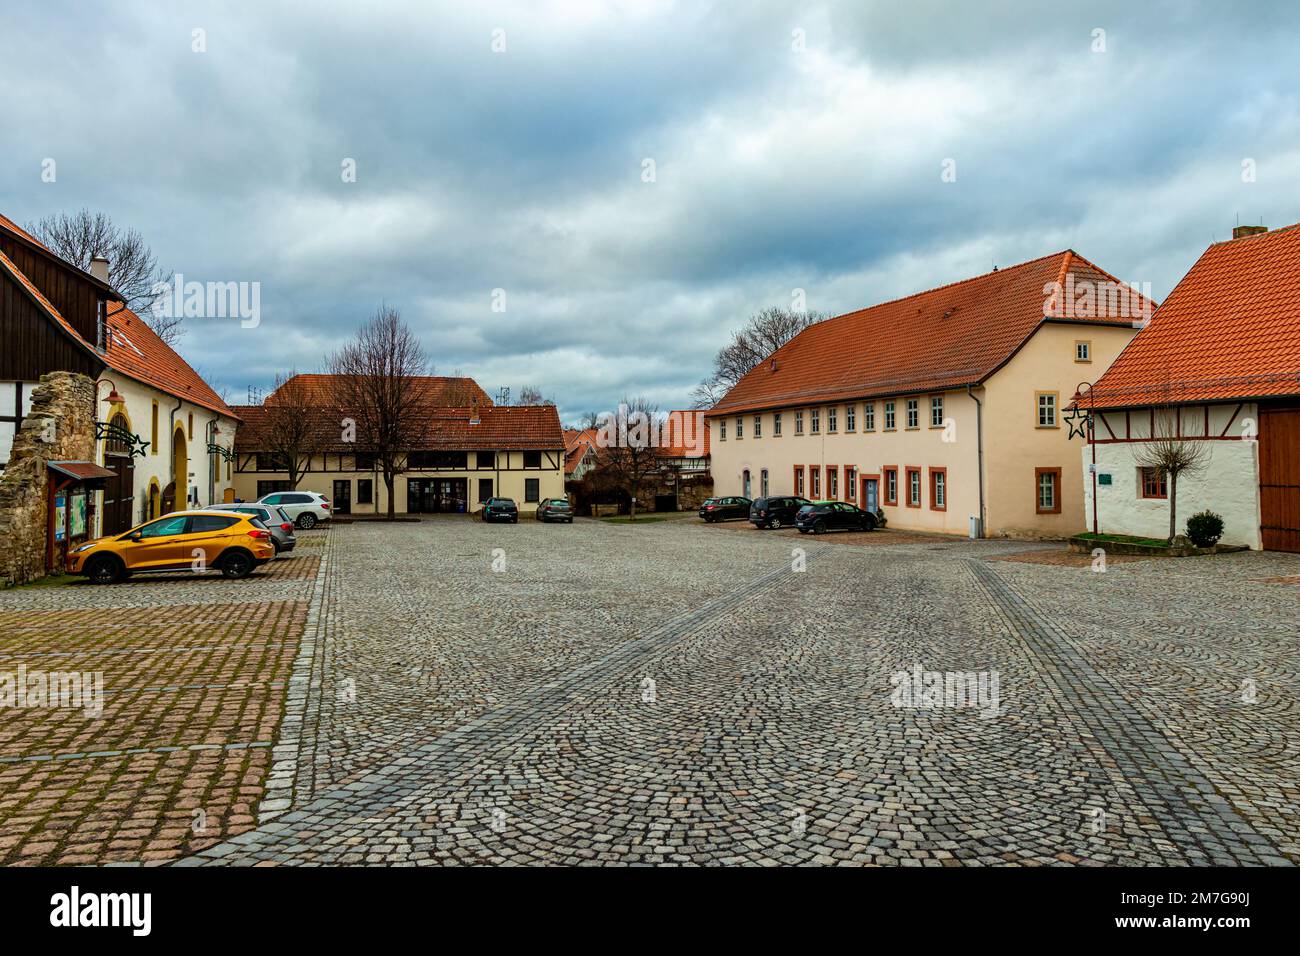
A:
[863,515,877,531]
[85,554,123,585]
[813,520,826,534]
[297,512,317,530]
[768,517,782,530]
[220,549,255,579]
[271,539,282,555]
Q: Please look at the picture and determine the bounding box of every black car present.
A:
[699,496,752,522]
[794,501,877,534]
[482,497,519,523]
[749,496,811,530]
[536,498,574,523]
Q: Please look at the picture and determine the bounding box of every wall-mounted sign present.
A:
[1098,473,1113,486]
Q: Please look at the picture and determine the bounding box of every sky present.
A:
[3,0,1299,423]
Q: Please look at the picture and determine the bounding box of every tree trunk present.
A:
[1168,473,1177,544]
[385,473,395,520]
[629,483,637,521]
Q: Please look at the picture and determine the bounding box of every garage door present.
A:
[1259,405,1300,552]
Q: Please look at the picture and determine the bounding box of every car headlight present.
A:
[73,543,97,553]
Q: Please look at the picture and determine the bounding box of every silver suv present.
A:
[206,503,298,554]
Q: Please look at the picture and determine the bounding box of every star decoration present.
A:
[1063,404,1092,440]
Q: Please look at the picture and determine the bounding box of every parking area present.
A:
[0,544,320,865]
[2,517,1297,866]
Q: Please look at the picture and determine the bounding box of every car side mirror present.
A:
[130,532,143,542]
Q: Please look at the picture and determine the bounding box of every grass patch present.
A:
[600,514,678,524]
[11,573,81,589]
[1074,531,1171,548]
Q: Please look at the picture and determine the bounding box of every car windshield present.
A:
[550,501,570,509]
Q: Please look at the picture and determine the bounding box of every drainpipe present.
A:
[205,419,217,507]
[966,385,985,537]
[169,397,183,507]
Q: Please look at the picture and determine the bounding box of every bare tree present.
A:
[327,304,430,519]
[695,306,826,406]
[260,370,323,489]
[515,385,555,406]
[597,396,663,521]
[26,209,180,344]
[1133,407,1211,543]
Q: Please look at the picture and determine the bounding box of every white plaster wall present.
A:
[1082,438,1261,549]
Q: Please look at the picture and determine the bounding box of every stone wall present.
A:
[0,372,97,586]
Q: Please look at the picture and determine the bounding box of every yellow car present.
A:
[68,510,276,584]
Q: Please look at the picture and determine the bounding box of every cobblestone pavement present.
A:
[174,518,1297,866]
[0,550,318,864]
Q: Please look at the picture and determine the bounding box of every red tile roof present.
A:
[266,373,492,409]
[564,428,599,474]
[708,251,1153,416]
[656,410,710,458]
[1080,224,1300,409]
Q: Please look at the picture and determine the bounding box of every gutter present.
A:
[966,384,985,537]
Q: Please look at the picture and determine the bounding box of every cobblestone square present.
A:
[2,519,1296,866]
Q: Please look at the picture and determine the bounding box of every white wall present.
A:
[1082,437,1261,549]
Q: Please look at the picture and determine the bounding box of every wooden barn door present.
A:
[1259,405,1300,552]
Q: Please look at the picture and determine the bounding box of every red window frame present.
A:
[929,467,947,512]
[883,466,898,506]
[826,464,838,499]
[905,466,922,508]
[793,465,805,497]
[1035,467,1062,514]
[810,465,821,499]
[1139,466,1167,499]
[845,466,857,504]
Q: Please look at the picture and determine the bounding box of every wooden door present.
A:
[1259,405,1300,552]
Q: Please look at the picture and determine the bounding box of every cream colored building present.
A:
[707,252,1149,538]
[231,375,564,515]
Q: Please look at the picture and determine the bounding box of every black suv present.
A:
[794,501,877,534]
[699,496,752,522]
[749,496,811,530]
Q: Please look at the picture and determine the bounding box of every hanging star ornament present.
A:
[1063,404,1091,440]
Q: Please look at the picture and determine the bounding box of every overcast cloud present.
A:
[3,0,1298,420]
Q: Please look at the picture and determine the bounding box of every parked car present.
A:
[536,498,574,523]
[67,511,276,584]
[749,496,811,530]
[699,496,752,522]
[256,490,331,529]
[205,503,297,554]
[482,497,519,523]
[794,501,878,534]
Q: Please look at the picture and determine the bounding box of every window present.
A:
[1036,467,1061,514]
[906,467,921,507]
[827,407,837,433]
[357,479,373,505]
[409,451,468,469]
[794,411,804,435]
[753,415,762,439]
[151,401,159,451]
[794,465,805,496]
[355,453,376,470]
[187,412,194,439]
[930,468,947,511]
[477,451,496,469]
[256,452,289,472]
[1036,392,1058,428]
[930,396,944,428]
[257,481,291,498]
[760,468,769,497]
[811,466,821,498]
[883,467,898,506]
[478,477,494,502]
[720,420,727,440]
[845,466,857,503]
[906,399,919,429]
[1139,466,1167,499]
[523,450,542,468]
[828,466,838,499]
[735,417,743,440]
[773,413,783,437]
[525,478,540,502]
[884,401,896,430]
[1075,340,1092,363]
[864,403,875,431]
[845,404,856,432]
[136,515,189,538]
[810,409,820,434]
[190,514,239,533]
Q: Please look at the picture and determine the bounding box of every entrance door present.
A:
[333,480,352,515]
[742,469,751,498]
[102,453,135,535]
[1260,405,1300,552]
[862,477,879,514]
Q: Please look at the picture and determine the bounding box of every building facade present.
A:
[707,251,1149,538]
[1078,224,1300,552]
[232,374,564,514]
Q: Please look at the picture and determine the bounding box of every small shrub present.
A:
[1185,510,1224,548]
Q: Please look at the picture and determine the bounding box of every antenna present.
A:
[247,385,263,405]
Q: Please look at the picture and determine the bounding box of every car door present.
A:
[178,514,242,571]
[123,514,192,570]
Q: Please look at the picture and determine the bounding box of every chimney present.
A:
[89,255,110,282]
[1232,224,1267,240]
